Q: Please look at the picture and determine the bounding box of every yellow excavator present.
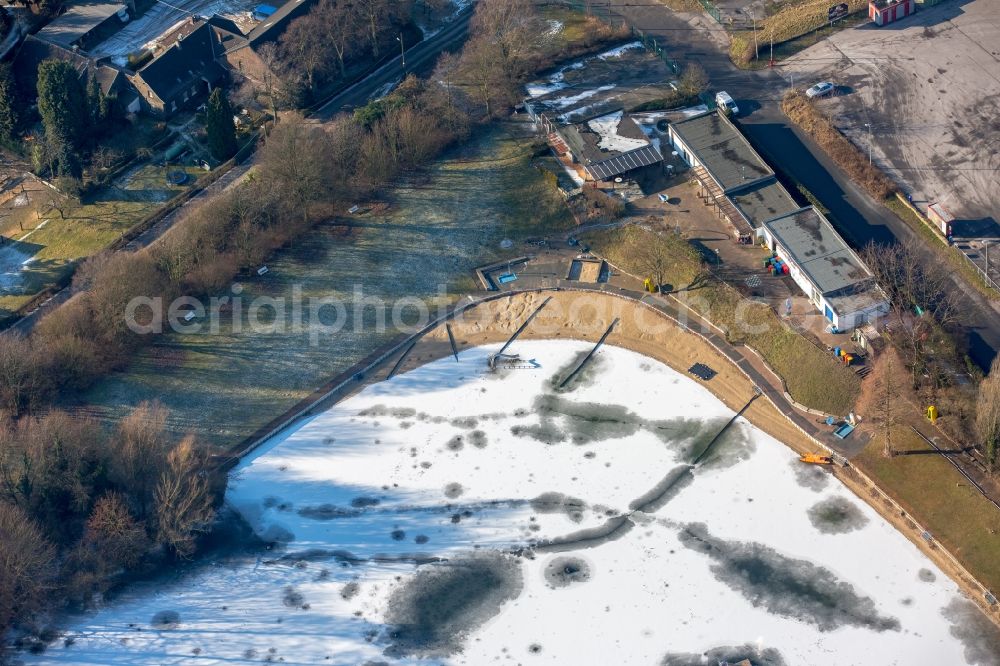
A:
[799,453,834,465]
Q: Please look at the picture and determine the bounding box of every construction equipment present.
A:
[799,453,834,465]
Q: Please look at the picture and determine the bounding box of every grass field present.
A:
[856,428,1000,595]
[583,224,861,414]
[0,164,205,323]
[79,121,574,448]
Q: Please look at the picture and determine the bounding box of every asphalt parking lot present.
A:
[781,0,1000,233]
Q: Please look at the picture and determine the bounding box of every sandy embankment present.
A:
[399,290,816,455]
[384,289,997,624]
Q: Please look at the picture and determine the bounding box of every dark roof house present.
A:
[11,35,90,97]
[128,20,226,116]
[557,110,662,181]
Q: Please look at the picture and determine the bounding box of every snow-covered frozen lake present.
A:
[29,341,1000,665]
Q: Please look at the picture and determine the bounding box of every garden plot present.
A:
[781,0,1000,225]
[80,123,573,447]
[32,341,1000,665]
[0,163,201,323]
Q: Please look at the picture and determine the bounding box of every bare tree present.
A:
[628,221,674,291]
[874,351,900,458]
[84,492,149,568]
[862,240,961,386]
[154,436,216,558]
[0,502,55,633]
[470,0,540,82]
[258,115,336,223]
[863,240,959,328]
[254,42,284,127]
[279,12,334,93]
[326,0,364,79]
[357,0,389,57]
[0,334,46,416]
[112,402,171,520]
[459,37,507,117]
[976,357,1000,471]
[679,63,708,97]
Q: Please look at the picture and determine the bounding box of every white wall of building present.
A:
[758,225,888,331]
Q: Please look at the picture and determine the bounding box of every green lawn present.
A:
[0,164,205,324]
[856,428,1000,595]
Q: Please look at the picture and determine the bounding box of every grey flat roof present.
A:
[764,207,872,295]
[38,3,125,47]
[670,111,772,192]
[827,287,887,318]
[729,178,799,227]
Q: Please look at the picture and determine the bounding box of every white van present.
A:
[715,91,739,116]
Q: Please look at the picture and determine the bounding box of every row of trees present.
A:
[264,0,415,104]
[0,403,218,637]
[35,60,113,180]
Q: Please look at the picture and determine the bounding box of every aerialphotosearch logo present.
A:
[125,283,459,345]
[124,283,860,346]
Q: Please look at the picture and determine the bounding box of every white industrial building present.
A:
[667,109,888,330]
[760,207,889,329]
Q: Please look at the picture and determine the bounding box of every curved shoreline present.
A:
[227,287,1000,629]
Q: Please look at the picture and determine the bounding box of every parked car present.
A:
[715,91,739,116]
[806,82,835,99]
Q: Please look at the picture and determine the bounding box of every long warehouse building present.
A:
[666,109,888,329]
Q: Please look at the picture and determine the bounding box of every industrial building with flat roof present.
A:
[667,109,886,329]
[666,110,799,238]
[668,111,772,191]
[760,207,889,329]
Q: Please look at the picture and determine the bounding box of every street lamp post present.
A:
[397,34,405,70]
[864,123,872,165]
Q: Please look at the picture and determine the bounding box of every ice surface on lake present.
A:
[29,341,999,665]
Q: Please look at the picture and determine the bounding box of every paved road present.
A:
[312,8,473,120]
[610,1,1000,370]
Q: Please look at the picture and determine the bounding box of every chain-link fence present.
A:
[631,26,680,74]
[698,0,721,23]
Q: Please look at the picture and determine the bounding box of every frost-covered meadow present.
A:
[29,342,1000,665]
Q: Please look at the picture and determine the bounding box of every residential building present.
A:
[127,20,227,116]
